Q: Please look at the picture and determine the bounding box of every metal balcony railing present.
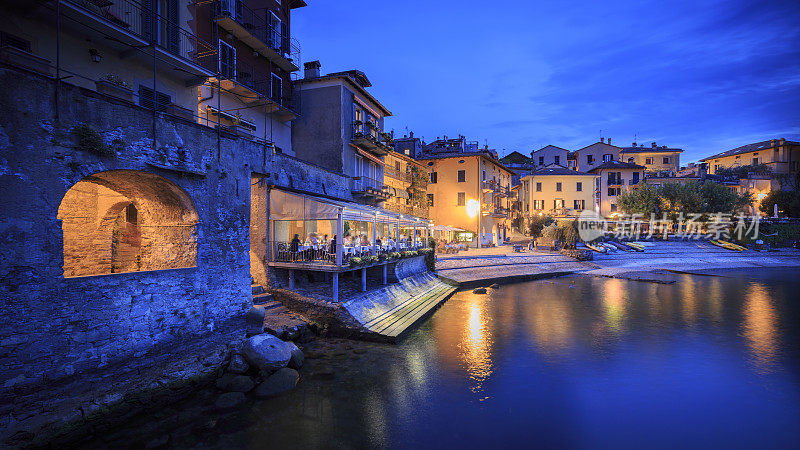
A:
[213,0,300,68]
[66,0,217,72]
[352,175,391,197]
[352,122,391,155]
[384,165,411,182]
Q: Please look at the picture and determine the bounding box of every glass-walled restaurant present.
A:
[269,189,431,268]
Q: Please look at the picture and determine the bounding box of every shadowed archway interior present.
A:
[57,170,199,278]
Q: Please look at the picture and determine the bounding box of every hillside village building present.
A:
[700,139,800,177]
[531,145,569,169]
[420,148,515,246]
[575,139,620,172]
[587,160,645,217]
[619,142,683,174]
[519,166,597,217]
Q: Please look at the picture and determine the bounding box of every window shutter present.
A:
[280,21,289,55]
[165,0,179,54]
[139,85,154,109]
[141,0,156,42]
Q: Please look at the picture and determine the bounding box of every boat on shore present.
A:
[709,240,745,251]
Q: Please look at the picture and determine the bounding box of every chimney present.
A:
[779,138,786,145]
[607,138,611,145]
[600,137,605,143]
[770,139,776,147]
[651,142,657,148]
[304,60,321,79]
[632,142,637,147]
[410,131,414,138]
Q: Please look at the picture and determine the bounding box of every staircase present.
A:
[251,284,286,313]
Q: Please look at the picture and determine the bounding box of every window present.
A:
[576,182,582,192]
[427,194,434,207]
[574,199,585,210]
[482,170,486,181]
[138,85,171,111]
[554,155,560,165]
[632,172,640,184]
[457,170,466,182]
[628,157,635,163]
[354,105,363,124]
[663,156,670,164]
[533,200,544,210]
[610,204,618,212]
[395,161,401,171]
[554,199,564,209]
[556,182,562,192]
[603,154,613,162]
[587,155,595,164]
[269,11,282,52]
[536,182,542,192]
[457,192,465,206]
[218,39,236,79]
[645,157,653,165]
[753,157,759,165]
[608,187,620,196]
[270,73,282,103]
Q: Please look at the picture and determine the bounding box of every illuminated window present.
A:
[457,192,465,206]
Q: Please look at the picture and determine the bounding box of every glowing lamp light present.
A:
[466,199,480,218]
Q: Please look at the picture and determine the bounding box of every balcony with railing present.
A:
[352,122,391,156]
[384,164,411,182]
[212,0,300,73]
[213,60,300,121]
[482,204,509,218]
[352,175,391,201]
[59,0,217,82]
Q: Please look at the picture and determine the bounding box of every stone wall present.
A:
[0,65,353,444]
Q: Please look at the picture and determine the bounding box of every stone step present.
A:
[258,300,284,311]
[252,284,265,295]
[253,292,274,303]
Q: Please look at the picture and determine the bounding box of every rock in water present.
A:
[490,283,499,289]
[215,374,255,392]
[227,353,249,374]
[254,368,299,398]
[242,334,293,372]
[287,343,304,369]
[473,287,487,294]
[214,392,245,411]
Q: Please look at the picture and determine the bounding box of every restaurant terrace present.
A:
[268,189,432,301]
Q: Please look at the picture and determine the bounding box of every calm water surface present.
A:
[183,269,800,449]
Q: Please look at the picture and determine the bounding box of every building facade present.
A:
[619,142,682,174]
[700,139,800,177]
[520,166,597,217]
[575,139,620,172]
[383,149,429,218]
[420,151,515,246]
[531,145,569,169]
[587,160,645,217]
[292,61,393,206]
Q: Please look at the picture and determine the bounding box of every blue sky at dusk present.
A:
[293,0,800,163]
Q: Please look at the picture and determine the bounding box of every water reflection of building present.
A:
[602,278,627,333]
[742,283,778,373]
[522,292,574,355]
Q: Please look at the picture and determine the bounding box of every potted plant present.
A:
[96,74,133,102]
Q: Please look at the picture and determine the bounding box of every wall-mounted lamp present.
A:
[89,48,101,63]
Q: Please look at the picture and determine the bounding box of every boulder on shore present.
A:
[287,343,304,369]
[473,287,487,294]
[242,334,293,372]
[227,353,249,374]
[254,368,299,399]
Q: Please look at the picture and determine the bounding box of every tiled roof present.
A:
[529,166,592,176]
[699,139,800,161]
[620,148,682,154]
[416,151,515,173]
[532,145,569,153]
[576,142,620,152]
[586,160,645,172]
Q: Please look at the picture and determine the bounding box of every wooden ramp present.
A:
[361,282,456,341]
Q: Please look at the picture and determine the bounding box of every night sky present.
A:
[293,0,800,163]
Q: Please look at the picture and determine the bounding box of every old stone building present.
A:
[0,55,355,445]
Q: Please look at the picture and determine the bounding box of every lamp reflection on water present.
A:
[602,279,627,333]
[742,282,779,373]
[462,295,493,394]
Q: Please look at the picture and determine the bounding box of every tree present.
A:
[617,181,753,219]
[715,163,771,181]
[760,190,800,217]
[527,215,554,238]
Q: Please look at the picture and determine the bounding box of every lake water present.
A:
[104,269,800,449]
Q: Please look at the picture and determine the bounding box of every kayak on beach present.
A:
[585,243,607,253]
[709,240,745,251]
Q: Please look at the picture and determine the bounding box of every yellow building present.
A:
[519,166,597,217]
[420,151,515,246]
[619,143,683,174]
[587,161,645,217]
[383,150,429,218]
[700,138,800,175]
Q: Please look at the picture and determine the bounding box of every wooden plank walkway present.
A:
[362,282,456,340]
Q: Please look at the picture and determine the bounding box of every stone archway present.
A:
[57,170,199,278]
